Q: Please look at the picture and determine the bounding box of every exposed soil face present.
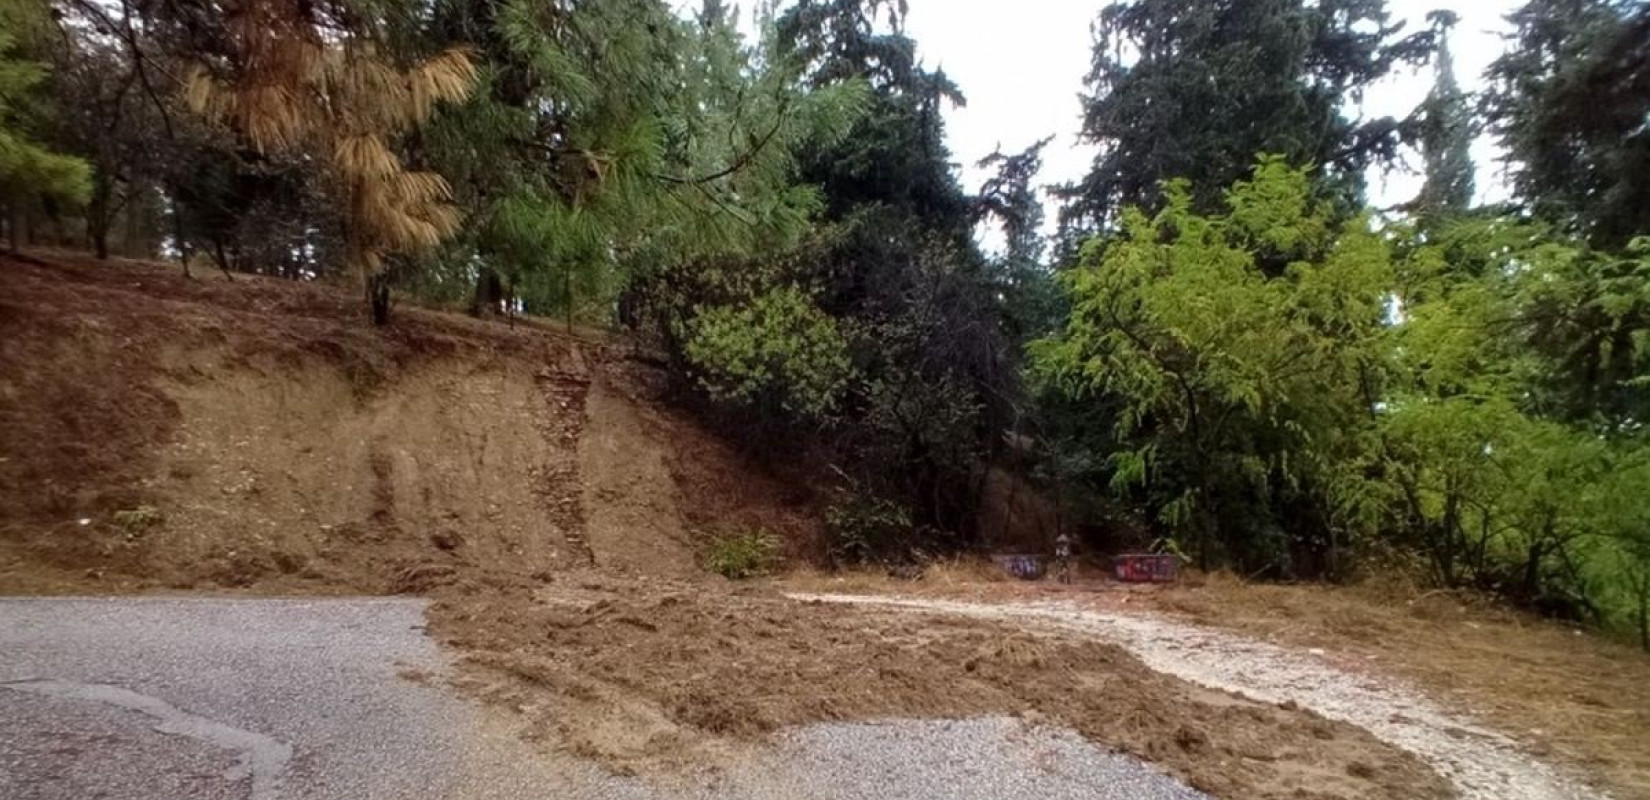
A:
[577,378,701,577]
[0,250,596,593]
[0,251,819,593]
[427,574,1451,800]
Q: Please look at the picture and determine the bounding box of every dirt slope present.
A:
[0,250,810,592]
[578,378,699,577]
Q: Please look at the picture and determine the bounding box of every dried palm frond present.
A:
[386,171,454,206]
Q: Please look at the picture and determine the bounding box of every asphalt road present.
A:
[0,596,1207,800]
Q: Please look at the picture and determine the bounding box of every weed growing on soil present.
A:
[113,506,163,536]
[703,529,782,579]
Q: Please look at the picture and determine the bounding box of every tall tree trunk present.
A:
[471,268,506,316]
[88,174,116,260]
[369,271,393,326]
[9,204,27,253]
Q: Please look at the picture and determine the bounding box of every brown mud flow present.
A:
[428,574,1451,800]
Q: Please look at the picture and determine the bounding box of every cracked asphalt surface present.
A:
[0,596,1208,800]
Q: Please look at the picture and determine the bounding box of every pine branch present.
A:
[654,102,788,186]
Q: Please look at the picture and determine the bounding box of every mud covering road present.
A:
[0,596,1212,800]
[791,593,1610,800]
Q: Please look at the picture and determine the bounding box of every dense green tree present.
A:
[1485,0,1650,246]
[1,0,91,247]
[1413,10,1475,215]
[1383,215,1650,622]
[418,0,861,321]
[1035,158,1650,638]
[777,0,972,236]
[1059,0,1435,238]
[769,0,1017,543]
[1032,159,1393,573]
[685,283,855,418]
[976,137,1061,343]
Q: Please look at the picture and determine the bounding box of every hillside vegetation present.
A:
[2,0,1649,644]
[8,247,1650,800]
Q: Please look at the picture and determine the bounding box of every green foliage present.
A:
[0,0,90,208]
[683,286,854,417]
[1036,156,1650,639]
[1059,0,1435,238]
[825,490,915,565]
[702,528,784,579]
[421,0,868,319]
[1414,11,1475,215]
[113,505,163,536]
[1382,216,1650,627]
[977,138,1062,343]
[1031,158,1391,571]
[647,0,1014,545]
[1485,0,1650,247]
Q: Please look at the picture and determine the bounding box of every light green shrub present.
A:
[703,529,784,579]
[682,286,854,417]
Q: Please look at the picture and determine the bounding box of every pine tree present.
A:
[1059,0,1435,239]
[1485,0,1650,246]
[976,137,1058,341]
[417,0,863,322]
[183,0,477,322]
[777,0,972,237]
[0,0,91,247]
[1414,10,1475,215]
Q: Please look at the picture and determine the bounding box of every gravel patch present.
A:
[790,593,1608,800]
[704,717,1210,800]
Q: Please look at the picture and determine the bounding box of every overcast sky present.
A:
[754,0,1521,245]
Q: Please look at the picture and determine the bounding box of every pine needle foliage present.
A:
[419,0,866,319]
[183,0,477,289]
[1413,11,1475,215]
[0,0,91,209]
